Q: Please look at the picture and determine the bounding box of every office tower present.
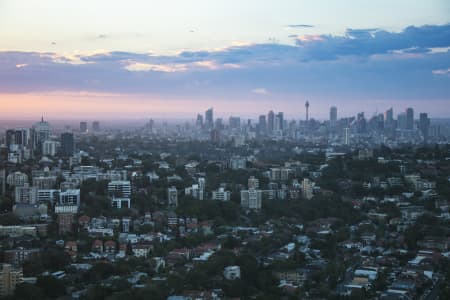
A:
[215,118,224,130]
[419,113,430,141]
[0,169,5,196]
[0,264,23,297]
[344,127,350,145]
[356,112,367,133]
[92,121,100,131]
[42,140,59,156]
[80,122,88,133]
[258,115,267,133]
[267,110,275,132]
[406,107,414,130]
[5,130,16,149]
[305,101,310,122]
[61,132,75,156]
[167,186,178,208]
[398,112,407,130]
[205,108,214,128]
[330,106,337,128]
[385,107,394,129]
[229,116,241,129]
[275,112,284,131]
[5,129,31,150]
[33,117,50,153]
[210,129,220,143]
[196,114,204,128]
[146,118,155,131]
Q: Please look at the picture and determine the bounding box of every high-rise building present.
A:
[240,188,262,210]
[215,118,224,130]
[258,115,267,133]
[210,129,220,143]
[343,127,350,145]
[267,110,275,132]
[61,132,74,156]
[419,113,430,141]
[302,178,314,200]
[196,114,203,128]
[42,140,59,156]
[406,107,414,130]
[275,112,284,131]
[398,112,407,130]
[0,263,23,297]
[167,186,178,208]
[330,106,337,129]
[205,108,214,128]
[385,107,394,129]
[305,101,310,122]
[229,116,241,129]
[80,122,88,133]
[5,129,31,150]
[33,117,50,153]
[92,121,100,131]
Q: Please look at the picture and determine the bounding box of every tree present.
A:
[36,276,66,298]
[13,283,45,300]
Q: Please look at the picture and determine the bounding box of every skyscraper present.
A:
[205,108,214,129]
[33,117,50,154]
[398,112,407,130]
[419,113,430,141]
[92,121,100,131]
[344,127,350,145]
[229,116,241,129]
[385,107,394,129]
[305,101,310,122]
[258,115,267,134]
[406,107,414,130]
[267,110,275,132]
[61,132,75,156]
[330,106,337,128]
[196,114,203,128]
[275,112,284,131]
[80,122,88,133]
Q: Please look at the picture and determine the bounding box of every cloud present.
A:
[287,24,314,28]
[124,62,188,72]
[0,24,449,109]
[295,24,450,60]
[252,88,270,95]
[15,64,28,68]
[432,68,450,75]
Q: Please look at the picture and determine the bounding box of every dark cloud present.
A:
[295,24,450,60]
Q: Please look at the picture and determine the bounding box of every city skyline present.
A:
[1,1,449,119]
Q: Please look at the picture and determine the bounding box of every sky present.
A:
[0,0,449,120]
